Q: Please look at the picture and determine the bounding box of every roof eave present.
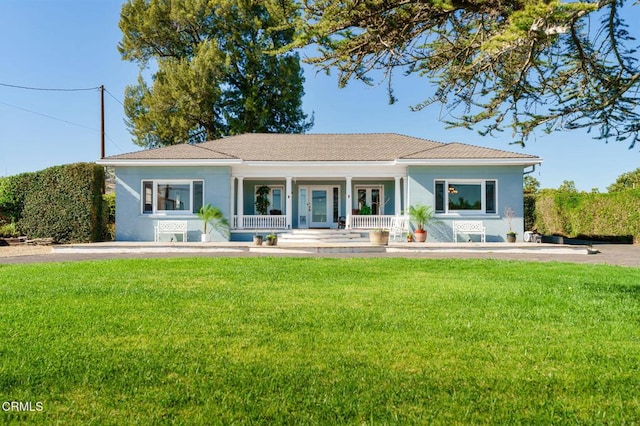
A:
[96,159,242,167]
[243,160,398,166]
[395,158,543,166]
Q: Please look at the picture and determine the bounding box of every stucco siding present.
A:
[407,166,525,242]
[114,166,231,242]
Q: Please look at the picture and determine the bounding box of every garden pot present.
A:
[201,234,211,242]
[369,230,389,245]
[253,235,263,246]
[507,233,517,243]
[266,237,277,246]
[414,229,427,243]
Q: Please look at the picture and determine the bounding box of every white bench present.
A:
[452,220,486,243]
[155,220,188,242]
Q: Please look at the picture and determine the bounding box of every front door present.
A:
[298,185,339,228]
[310,187,332,228]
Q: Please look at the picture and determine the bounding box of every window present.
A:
[254,185,285,214]
[355,185,383,215]
[141,180,204,214]
[434,179,497,214]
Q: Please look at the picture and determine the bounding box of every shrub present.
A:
[534,189,640,243]
[0,172,38,225]
[103,192,116,241]
[523,194,536,231]
[0,222,18,238]
[17,163,105,243]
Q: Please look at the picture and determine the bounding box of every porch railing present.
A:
[349,215,404,229]
[233,215,288,229]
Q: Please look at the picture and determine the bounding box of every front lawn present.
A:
[1,258,639,424]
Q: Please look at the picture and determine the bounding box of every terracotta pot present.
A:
[414,229,427,242]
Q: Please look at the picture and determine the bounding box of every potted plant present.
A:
[255,185,271,215]
[504,206,517,243]
[409,204,434,243]
[253,232,263,246]
[359,202,372,215]
[197,204,229,242]
[406,233,413,243]
[369,228,389,245]
[265,233,278,246]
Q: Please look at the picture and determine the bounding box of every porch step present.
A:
[276,229,370,245]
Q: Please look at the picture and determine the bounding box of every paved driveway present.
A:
[1,244,639,267]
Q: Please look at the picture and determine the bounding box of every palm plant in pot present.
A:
[197,204,229,242]
[409,204,434,243]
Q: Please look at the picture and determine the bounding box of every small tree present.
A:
[523,176,541,195]
[504,207,516,236]
[608,168,640,192]
[197,204,229,238]
[255,186,271,215]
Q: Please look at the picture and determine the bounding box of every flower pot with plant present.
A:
[369,228,389,245]
[359,202,372,216]
[265,233,278,246]
[409,204,434,243]
[504,206,517,243]
[197,204,229,242]
[255,185,271,216]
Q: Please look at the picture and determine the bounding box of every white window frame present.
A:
[141,179,204,215]
[254,185,285,214]
[354,185,384,214]
[434,179,498,215]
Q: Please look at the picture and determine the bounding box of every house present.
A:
[97,133,542,242]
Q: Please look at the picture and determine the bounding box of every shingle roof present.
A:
[104,133,540,162]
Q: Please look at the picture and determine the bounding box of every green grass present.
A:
[1,257,640,424]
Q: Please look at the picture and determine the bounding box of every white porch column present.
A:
[236,176,244,229]
[394,176,402,216]
[345,176,352,228]
[230,177,235,226]
[404,175,410,215]
[285,176,293,229]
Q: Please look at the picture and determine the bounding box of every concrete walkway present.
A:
[0,241,639,267]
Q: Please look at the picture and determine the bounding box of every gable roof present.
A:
[100,133,540,164]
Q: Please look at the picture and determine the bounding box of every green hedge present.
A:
[534,190,640,243]
[0,163,106,243]
[0,172,38,224]
[523,194,536,231]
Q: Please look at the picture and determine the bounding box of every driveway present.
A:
[1,243,639,267]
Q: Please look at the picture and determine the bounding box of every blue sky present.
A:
[1,1,639,191]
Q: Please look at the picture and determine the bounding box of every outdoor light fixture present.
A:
[448,186,458,194]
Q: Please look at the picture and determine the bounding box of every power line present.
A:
[0,98,127,154]
[104,88,125,107]
[0,82,100,92]
[0,82,131,155]
[0,99,98,131]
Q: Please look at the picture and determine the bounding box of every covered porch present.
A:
[229,175,408,232]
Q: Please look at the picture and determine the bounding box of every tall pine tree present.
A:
[119,0,312,148]
[292,0,640,147]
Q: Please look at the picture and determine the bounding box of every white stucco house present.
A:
[97,133,541,242]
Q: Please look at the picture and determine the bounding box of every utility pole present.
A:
[100,85,105,159]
